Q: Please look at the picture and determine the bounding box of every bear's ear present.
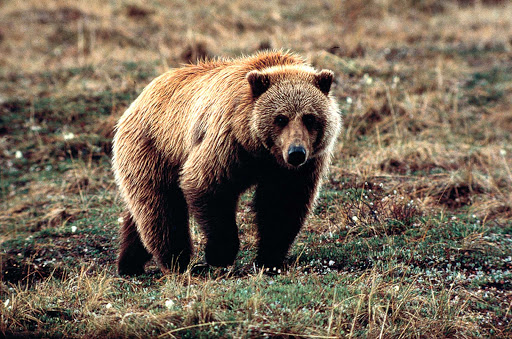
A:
[315,70,334,95]
[246,70,271,98]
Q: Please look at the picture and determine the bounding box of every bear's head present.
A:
[247,65,341,168]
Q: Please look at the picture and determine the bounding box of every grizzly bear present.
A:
[112,51,341,275]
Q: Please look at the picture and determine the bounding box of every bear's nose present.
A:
[287,145,307,167]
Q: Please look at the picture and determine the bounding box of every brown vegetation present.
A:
[1,0,511,337]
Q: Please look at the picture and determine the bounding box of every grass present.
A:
[1,0,512,337]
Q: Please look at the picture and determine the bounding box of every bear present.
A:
[112,51,341,275]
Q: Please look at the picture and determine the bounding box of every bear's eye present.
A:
[274,115,289,128]
[302,114,316,128]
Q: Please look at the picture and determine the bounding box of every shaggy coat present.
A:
[112,51,341,275]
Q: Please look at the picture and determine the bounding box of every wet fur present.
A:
[112,51,341,275]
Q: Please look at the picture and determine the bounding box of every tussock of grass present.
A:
[1,0,512,337]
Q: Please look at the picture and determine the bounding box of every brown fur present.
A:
[112,51,341,274]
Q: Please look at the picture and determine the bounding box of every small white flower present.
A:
[500,149,507,156]
[346,97,353,104]
[394,285,399,292]
[118,217,124,224]
[363,73,373,85]
[63,132,75,140]
[352,216,358,222]
[105,303,112,309]
[71,226,77,233]
[328,260,335,266]
[165,299,174,309]
[15,150,23,159]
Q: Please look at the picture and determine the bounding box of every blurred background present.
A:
[1,1,511,337]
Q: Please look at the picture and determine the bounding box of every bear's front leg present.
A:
[191,189,240,267]
[181,180,240,267]
[255,159,323,269]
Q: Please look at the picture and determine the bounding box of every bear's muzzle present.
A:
[287,144,307,167]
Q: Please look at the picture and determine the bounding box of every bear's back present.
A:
[114,51,308,165]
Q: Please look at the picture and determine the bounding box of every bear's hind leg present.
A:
[160,184,192,272]
[139,183,192,273]
[118,211,152,276]
[116,134,192,274]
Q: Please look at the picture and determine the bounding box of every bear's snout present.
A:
[287,144,307,167]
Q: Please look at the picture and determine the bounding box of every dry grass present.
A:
[1,0,512,337]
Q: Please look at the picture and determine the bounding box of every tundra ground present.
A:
[1,0,511,337]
